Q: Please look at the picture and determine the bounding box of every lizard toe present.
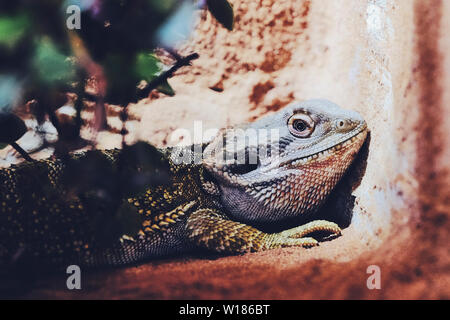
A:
[277,237,319,248]
[280,220,342,239]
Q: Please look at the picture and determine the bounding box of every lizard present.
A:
[0,99,367,270]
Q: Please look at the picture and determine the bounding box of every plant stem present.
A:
[10,142,33,162]
[136,52,199,100]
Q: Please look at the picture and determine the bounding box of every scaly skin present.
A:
[0,100,367,269]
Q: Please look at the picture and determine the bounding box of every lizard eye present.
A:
[288,114,315,138]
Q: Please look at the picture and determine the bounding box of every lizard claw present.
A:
[288,237,319,248]
[266,220,341,250]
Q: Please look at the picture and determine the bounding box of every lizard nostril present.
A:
[227,163,258,175]
[336,119,359,131]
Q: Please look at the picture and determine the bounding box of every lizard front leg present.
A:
[186,209,342,254]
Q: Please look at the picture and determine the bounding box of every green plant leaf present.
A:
[0,14,30,49]
[157,79,175,96]
[135,52,163,82]
[148,0,177,13]
[135,53,175,96]
[207,0,234,31]
[32,37,77,87]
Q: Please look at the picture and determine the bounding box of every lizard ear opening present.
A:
[226,162,259,175]
[224,147,261,175]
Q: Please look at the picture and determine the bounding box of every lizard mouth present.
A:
[282,123,368,168]
[204,121,368,181]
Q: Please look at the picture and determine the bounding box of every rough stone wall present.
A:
[22,0,450,299]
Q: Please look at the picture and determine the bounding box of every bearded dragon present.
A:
[0,100,367,269]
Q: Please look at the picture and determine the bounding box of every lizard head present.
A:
[202,99,368,225]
